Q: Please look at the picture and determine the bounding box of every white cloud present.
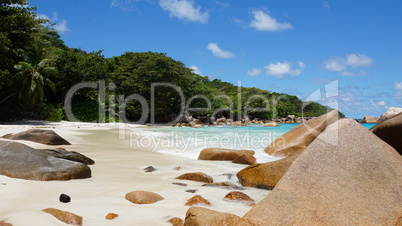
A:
[249,9,293,32]
[37,12,70,33]
[345,53,373,67]
[323,1,330,10]
[213,1,230,8]
[111,0,150,11]
[207,43,235,59]
[264,61,305,78]
[378,101,386,106]
[322,53,373,76]
[37,14,50,21]
[371,100,386,107]
[232,18,242,24]
[370,100,387,110]
[247,68,262,76]
[190,65,202,76]
[54,19,69,33]
[393,81,402,90]
[322,57,346,72]
[340,69,368,76]
[159,0,209,24]
[394,81,402,99]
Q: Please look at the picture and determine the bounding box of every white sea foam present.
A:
[128,124,293,163]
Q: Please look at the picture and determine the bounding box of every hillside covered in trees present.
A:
[0,0,344,123]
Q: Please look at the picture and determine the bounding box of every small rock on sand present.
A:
[42,208,83,226]
[125,191,164,204]
[59,194,71,203]
[105,213,118,220]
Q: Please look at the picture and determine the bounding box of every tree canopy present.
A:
[0,0,344,122]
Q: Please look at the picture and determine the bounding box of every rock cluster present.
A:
[0,140,91,181]
[238,119,402,225]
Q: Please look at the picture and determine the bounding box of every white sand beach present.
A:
[0,122,271,225]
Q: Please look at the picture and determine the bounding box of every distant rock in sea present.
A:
[359,115,378,123]
[2,129,71,145]
[263,121,279,127]
[238,119,402,225]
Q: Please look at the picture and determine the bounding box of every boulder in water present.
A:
[359,115,378,123]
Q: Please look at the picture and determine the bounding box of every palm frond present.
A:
[29,79,37,94]
[41,67,58,76]
[37,59,51,68]
[37,81,44,102]
[14,62,33,71]
[44,78,56,93]
[33,71,41,80]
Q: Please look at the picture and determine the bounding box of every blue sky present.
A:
[30,0,402,119]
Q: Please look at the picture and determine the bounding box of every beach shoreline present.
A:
[0,121,271,225]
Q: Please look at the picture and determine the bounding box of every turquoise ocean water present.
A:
[136,122,377,162]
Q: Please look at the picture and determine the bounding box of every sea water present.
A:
[133,122,377,163]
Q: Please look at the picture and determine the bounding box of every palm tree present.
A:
[12,45,57,105]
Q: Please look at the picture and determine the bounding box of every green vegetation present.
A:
[0,0,344,122]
